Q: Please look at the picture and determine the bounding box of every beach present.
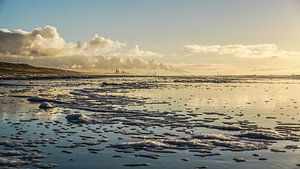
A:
[0,77,299,168]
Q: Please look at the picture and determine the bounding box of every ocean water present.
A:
[0,77,299,169]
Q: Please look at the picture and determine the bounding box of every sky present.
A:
[0,0,300,75]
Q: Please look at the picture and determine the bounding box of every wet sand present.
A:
[0,77,299,169]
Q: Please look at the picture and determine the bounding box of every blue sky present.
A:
[1,0,300,50]
[1,0,300,74]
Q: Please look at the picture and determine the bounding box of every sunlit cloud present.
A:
[0,55,174,71]
[127,45,162,57]
[0,26,125,57]
[183,44,300,59]
[0,26,175,72]
[0,26,65,56]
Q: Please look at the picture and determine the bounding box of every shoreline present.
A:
[1,61,300,80]
[1,73,300,81]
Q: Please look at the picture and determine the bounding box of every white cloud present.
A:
[0,26,125,57]
[62,35,125,56]
[85,34,125,53]
[0,55,173,71]
[0,26,175,72]
[0,26,65,56]
[183,44,300,59]
[128,45,162,57]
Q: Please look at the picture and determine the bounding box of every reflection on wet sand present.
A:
[0,77,299,168]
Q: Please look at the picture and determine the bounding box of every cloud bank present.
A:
[183,44,300,59]
[2,26,299,75]
[0,26,125,57]
[0,26,65,56]
[128,45,162,57]
[1,55,171,71]
[0,26,172,72]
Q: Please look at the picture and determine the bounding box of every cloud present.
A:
[62,34,125,56]
[175,62,300,75]
[127,45,162,57]
[0,26,175,72]
[0,55,173,71]
[0,26,65,56]
[77,34,125,55]
[0,26,125,57]
[183,44,300,59]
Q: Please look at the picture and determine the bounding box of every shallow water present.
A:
[0,77,299,169]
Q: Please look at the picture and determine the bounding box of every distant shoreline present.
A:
[2,74,300,81]
[1,61,300,80]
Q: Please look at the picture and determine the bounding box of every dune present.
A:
[0,62,81,79]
